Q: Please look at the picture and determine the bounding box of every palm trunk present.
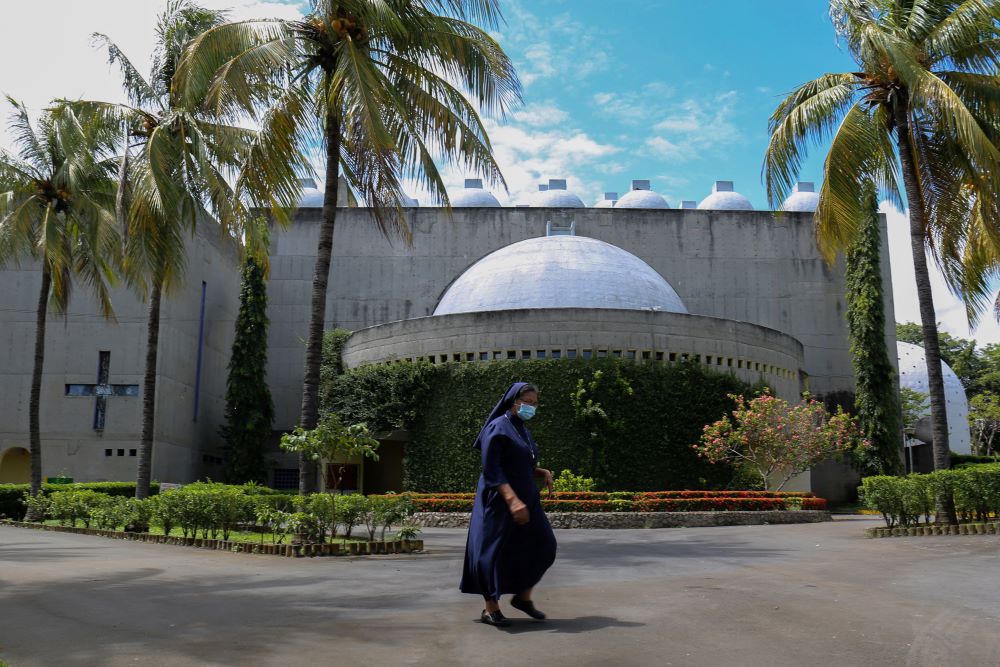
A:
[25,264,51,519]
[298,104,341,495]
[136,279,163,500]
[893,92,957,524]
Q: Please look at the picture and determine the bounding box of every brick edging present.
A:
[412,510,832,529]
[0,520,424,556]
[865,522,1000,538]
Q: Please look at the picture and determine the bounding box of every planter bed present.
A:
[412,510,831,529]
[0,520,424,557]
[865,521,1000,538]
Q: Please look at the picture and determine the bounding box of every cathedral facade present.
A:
[0,179,897,501]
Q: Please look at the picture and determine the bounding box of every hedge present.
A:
[403,495,827,513]
[0,482,160,520]
[861,463,1000,527]
[399,490,814,501]
[324,357,760,492]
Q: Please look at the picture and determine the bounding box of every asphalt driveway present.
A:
[2,518,999,666]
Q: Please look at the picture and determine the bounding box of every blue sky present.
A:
[483,0,857,206]
[0,0,998,343]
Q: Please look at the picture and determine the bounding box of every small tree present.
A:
[900,387,929,432]
[694,392,866,491]
[969,392,1000,457]
[221,256,274,484]
[279,416,380,495]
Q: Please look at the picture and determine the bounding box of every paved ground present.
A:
[2,518,1000,667]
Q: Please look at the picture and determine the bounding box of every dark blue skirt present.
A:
[459,479,557,599]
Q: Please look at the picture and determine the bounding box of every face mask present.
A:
[516,403,537,420]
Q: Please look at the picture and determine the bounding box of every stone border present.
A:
[413,510,831,529]
[865,521,1000,538]
[0,520,424,557]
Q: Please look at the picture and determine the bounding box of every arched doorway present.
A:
[0,447,30,484]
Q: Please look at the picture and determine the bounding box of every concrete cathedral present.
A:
[0,178,898,502]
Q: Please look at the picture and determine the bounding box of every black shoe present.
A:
[481,609,511,627]
[510,596,546,620]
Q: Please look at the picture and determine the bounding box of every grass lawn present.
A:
[39,520,402,546]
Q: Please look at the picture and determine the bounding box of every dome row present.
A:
[297,176,821,212]
[443,178,820,211]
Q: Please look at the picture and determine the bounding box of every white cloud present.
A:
[882,201,1000,346]
[0,0,304,151]
[502,2,609,88]
[592,82,676,125]
[511,102,570,127]
[644,90,742,162]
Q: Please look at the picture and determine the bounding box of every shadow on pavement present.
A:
[497,615,645,635]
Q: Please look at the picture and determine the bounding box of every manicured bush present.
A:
[400,492,827,513]
[10,483,416,544]
[323,358,757,492]
[551,470,596,492]
[861,464,1000,527]
[0,482,160,521]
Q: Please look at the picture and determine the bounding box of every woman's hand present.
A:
[508,497,530,525]
[535,468,555,496]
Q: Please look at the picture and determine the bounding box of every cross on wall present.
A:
[64,351,139,430]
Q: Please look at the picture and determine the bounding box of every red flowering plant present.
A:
[693,391,868,491]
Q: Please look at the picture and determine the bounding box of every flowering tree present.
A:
[694,392,866,491]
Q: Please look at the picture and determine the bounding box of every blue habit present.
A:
[460,383,557,600]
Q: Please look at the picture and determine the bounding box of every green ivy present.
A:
[323,358,755,492]
[846,185,903,475]
[221,257,274,484]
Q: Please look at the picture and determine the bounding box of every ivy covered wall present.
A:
[321,347,757,492]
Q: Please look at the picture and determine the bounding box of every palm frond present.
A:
[763,73,859,208]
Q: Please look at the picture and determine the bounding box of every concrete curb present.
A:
[412,510,832,529]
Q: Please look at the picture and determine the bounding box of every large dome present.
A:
[781,182,820,212]
[450,178,501,207]
[434,235,687,316]
[897,341,971,454]
[698,181,753,211]
[529,179,585,208]
[616,180,670,209]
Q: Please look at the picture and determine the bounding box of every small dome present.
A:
[781,182,819,212]
[297,177,323,207]
[615,180,670,209]
[698,181,753,210]
[897,341,971,455]
[450,178,501,207]
[594,191,618,208]
[530,178,584,208]
[434,235,687,316]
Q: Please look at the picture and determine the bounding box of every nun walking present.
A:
[460,382,557,627]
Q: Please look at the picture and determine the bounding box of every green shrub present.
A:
[324,358,757,492]
[552,470,596,492]
[0,482,160,520]
[861,464,1000,527]
[336,494,368,539]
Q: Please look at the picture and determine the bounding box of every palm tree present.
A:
[178,0,521,493]
[764,0,1000,521]
[71,0,302,498]
[0,99,119,511]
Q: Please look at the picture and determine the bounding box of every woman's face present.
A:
[514,391,539,411]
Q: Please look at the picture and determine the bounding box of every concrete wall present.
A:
[267,206,898,428]
[341,308,806,401]
[0,221,240,483]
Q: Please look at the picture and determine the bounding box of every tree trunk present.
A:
[25,264,51,519]
[136,279,163,500]
[893,92,957,524]
[298,105,341,495]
